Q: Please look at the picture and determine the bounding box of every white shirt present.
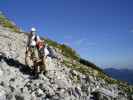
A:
[30,35,41,46]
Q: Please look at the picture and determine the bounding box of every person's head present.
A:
[30,27,36,36]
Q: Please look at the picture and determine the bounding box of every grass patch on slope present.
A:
[43,36,131,91]
[79,58,105,73]
[44,37,105,74]
[0,12,20,32]
[44,37,80,60]
[62,59,99,76]
[63,58,133,95]
[41,23,133,95]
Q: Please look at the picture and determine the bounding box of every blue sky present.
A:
[0,0,133,69]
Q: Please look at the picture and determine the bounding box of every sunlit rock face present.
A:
[0,25,132,100]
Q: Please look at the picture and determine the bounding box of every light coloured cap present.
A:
[30,27,36,32]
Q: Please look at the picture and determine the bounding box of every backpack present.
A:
[47,46,57,58]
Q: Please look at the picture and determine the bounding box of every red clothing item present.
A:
[36,41,44,49]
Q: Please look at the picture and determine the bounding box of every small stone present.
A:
[9,78,15,82]
[15,95,24,100]
[0,90,6,100]
[0,69,3,76]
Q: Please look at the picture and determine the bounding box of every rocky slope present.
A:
[0,13,133,100]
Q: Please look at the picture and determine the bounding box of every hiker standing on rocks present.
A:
[25,27,46,76]
[26,27,40,60]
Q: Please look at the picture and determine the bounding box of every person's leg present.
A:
[25,48,33,66]
[31,47,39,62]
[32,61,39,78]
[40,56,47,75]
[25,49,29,65]
[31,47,38,72]
[36,47,39,58]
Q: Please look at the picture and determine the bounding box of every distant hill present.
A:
[104,68,133,85]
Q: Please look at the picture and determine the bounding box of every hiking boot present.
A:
[30,73,39,79]
[42,71,47,75]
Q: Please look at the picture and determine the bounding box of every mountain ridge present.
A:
[0,12,133,100]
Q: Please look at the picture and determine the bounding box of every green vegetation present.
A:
[0,11,132,95]
[62,59,98,77]
[79,58,105,73]
[44,37,107,77]
[44,37,106,74]
[43,32,132,94]
[0,11,104,74]
[44,38,80,60]
[63,58,118,85]
[0,12,20,32]
[98,72,120,84]
[44,38,59,48]
[97,68,133,94]
[43,29,133,96]
[119,83,133,93]
[59,44,80,60]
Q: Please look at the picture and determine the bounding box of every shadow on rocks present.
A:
[0,52,32,75]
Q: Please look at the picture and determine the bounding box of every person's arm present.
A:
[26,33,31,47]
[36,35,41,42]
[25,35,30,54]
[26,33,31,53]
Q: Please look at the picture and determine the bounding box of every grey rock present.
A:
[0,25,131,100]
